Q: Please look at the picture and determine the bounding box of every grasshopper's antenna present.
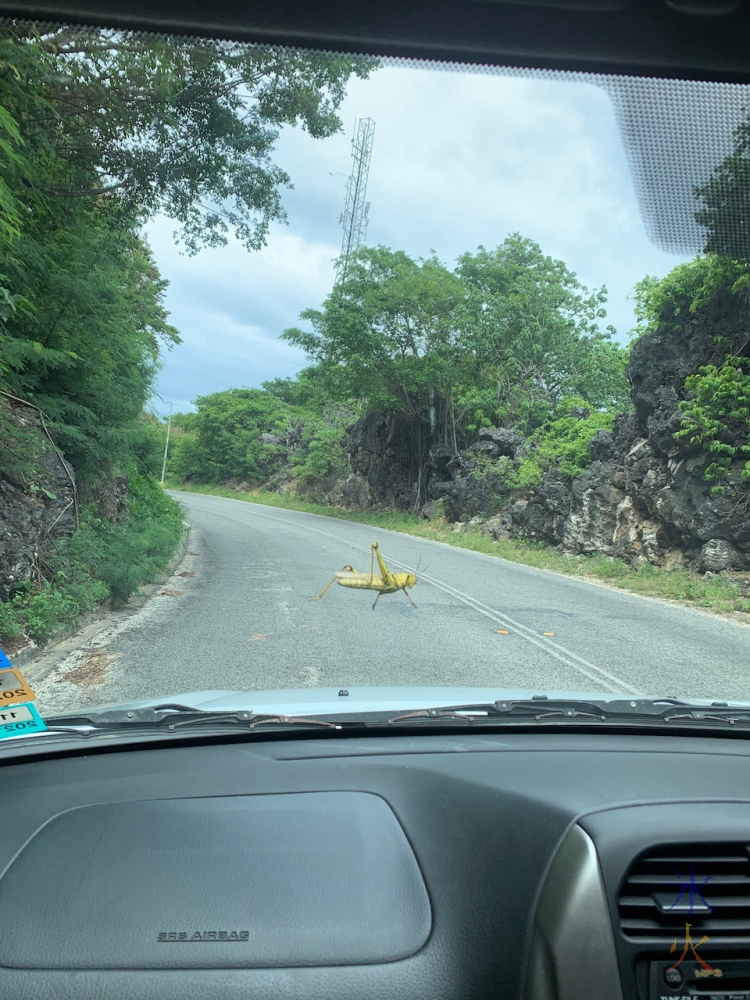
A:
[413,553,430,574]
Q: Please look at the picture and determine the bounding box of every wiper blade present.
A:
[40,704,342,735]
[387,697,750,726]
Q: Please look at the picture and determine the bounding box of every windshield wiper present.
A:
[387,697,750,727]
[37,704,342,737]
[11,696,750,747]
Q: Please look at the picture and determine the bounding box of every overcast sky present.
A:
[146,61,688,417]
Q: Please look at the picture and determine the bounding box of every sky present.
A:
[146,61,689,417]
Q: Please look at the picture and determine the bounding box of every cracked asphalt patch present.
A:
[56,651,120,688]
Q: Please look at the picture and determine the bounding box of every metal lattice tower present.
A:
[337,117,375,280]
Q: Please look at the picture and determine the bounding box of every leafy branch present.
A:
[676,356,750,493]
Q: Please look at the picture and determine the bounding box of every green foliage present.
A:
[0,25,370,475]
[1,201,180,478]
[127,412,169,479]
[473,397,616,492]
[291,424,347,484]
[0,576,108,645]
[70,474,184,606]
[169,388,290,484]
[0,477,183,643]
[528,397,616,478]
[516,459,544,488]
[676,357,750,492]
[1,26,374,254]
[631,256,750,339]
[631,259,750,495]
[0,396,47,485]
[169,387,349,489]
[180,238,630,496]
[261,369,328,411]
[0,24,369,636]
[455,235,629,426]
[696,112,750,258]
[0,27,179,477]
[284,237,629,462]
[285,245,464,419]
[0,104,22,250]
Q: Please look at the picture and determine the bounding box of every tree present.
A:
[283,245,466,483]
[696,115,750,258]
[0,24,372,477]
[455,234,628,430]
[283,238,629,466]
[0,194,179,479]
[285,246,464,411]
[9,24,375,253]
[170,388,291,483]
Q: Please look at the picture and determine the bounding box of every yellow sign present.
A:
[0,668,36,707]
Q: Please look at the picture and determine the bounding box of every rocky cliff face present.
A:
[312,288,749,574]
[0,396,78,600]
[325,412,421,511]
[500,289,750,572]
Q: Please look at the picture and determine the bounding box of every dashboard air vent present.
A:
[618,843,750,939]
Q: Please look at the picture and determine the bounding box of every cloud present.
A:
[150,60,687,414]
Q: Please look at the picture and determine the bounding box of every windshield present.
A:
[0,22,748,722]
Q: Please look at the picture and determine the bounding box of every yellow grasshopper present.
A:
[314,542,417,610]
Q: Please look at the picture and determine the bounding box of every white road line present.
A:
[410,570,641,695]
[187,494,642,696]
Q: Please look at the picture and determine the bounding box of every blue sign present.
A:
[0,648,12,670]
[0,702,47,740]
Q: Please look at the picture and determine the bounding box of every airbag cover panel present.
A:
[0,791,431,969]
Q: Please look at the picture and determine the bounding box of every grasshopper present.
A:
[314,542,417,610]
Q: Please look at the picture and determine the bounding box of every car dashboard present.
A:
[2,730,750,999]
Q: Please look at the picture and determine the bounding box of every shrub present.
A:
[676,357,750,493]
[293,424,347,484]
[0,474,184,644]
[529,397,616,478]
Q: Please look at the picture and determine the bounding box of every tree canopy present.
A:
[0,24,372,479]
[697,116,750,258]
[283,237,629,454]
[5,26,373,252]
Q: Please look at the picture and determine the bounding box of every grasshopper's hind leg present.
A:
[312,565,356,602]
[312,577,337,602]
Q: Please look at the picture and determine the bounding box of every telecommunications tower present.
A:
[337,117,375,280]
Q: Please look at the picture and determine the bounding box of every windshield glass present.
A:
[0,22,748,719]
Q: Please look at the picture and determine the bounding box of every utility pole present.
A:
[160,401,173,484]
[337,117,375,282]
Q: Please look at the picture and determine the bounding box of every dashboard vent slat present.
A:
[617,843,750,940]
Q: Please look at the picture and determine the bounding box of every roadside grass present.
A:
[169,482,750,618]
[0,475,185,649]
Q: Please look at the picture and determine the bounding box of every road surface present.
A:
[32,491,750,713]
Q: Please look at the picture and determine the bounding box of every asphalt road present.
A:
[32,491,750,713]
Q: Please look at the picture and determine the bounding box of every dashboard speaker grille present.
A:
[618,843,750,940]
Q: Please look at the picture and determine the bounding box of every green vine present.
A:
[676,356,750,494]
